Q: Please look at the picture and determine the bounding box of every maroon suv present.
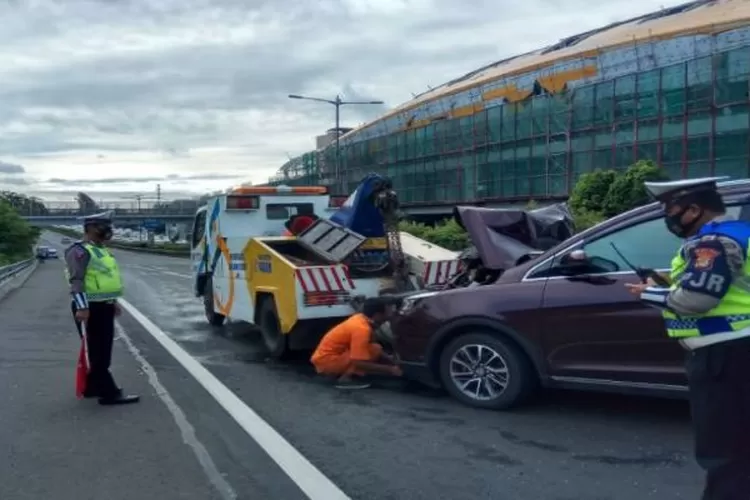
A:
[391,180,750,410]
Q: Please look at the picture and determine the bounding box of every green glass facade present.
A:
[272,45,750,204]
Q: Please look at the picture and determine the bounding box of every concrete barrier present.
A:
[0,259,38,303]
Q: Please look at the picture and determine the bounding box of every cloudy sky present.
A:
[0,0,684,204]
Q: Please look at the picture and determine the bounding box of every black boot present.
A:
[82,389,99,399]
[98,389,140,406]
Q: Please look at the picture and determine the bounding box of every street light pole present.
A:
[288,93,384,192]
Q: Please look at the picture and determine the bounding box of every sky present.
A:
[0,0,686,205]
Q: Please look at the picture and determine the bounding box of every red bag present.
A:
[75,323,90,399]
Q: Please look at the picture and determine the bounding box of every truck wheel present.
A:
[438,332,536,410]
[258,297,288,359]
[203,278,226,327]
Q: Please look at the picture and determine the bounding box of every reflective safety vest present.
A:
[663,220,750,338]
[64,243,124,302]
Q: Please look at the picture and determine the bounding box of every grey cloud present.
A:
[0,175,29,186]
[44,173,243,185]
[27,189,202,201]
[0,161,24,174]
[0,0,685,184]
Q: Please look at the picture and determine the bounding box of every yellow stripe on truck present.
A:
[243,238,299,335]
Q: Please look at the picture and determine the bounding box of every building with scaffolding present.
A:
[268,0,750,209]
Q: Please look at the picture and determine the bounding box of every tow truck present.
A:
[190,175,461,358]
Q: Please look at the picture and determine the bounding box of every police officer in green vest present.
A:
[625,177,750,499]
[64,211,139,406]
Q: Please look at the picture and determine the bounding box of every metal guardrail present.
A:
[0,259,34,285]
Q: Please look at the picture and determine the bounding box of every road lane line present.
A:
[126,264,191,279]
[115,323,238,500]
[118,299,351,500]
[159,270,192,279]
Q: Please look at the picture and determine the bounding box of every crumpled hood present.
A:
[453,204,575,270]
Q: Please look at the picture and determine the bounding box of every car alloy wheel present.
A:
[448,343,510,401]
[439,332,536,410]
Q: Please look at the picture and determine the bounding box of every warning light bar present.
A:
[229,185,329,196]
[226,195,260,210]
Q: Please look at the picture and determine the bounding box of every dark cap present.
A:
[644,177,729,204]
[80,210,114,226]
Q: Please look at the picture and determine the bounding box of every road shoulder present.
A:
[0,261,296,500]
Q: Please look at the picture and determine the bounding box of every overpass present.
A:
[20,198,539,227]
[21,208,196,227]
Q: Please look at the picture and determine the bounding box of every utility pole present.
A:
[288,94,384,193]
[156,184,161,206]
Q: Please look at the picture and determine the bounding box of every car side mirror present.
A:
[558,250,620,275]
[559,249,588,268]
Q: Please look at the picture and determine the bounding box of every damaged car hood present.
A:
[453,204,575,270]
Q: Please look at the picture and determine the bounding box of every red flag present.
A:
[75,323,90,399]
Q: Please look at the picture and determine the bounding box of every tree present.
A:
[0,198,38,265]
[567,161,670,231]
[0,191,49,216]
[602,160,669,217]
[567,169,619,216]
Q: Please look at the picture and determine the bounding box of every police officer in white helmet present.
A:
[626,177,750,499]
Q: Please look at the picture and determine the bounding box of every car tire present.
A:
[439,332,536,410]
[258,297,288,359]
[203,277,226,327]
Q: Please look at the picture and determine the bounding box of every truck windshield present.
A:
[265,203,315,220]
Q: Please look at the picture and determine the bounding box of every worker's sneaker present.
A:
[335,378,371,390]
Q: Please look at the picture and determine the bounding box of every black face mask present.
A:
[665,205,703,238]
[90,224,113,241]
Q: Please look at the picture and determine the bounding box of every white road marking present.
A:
[118,299,351,500]
[160,270,192,279]
[127,264,191,279]
[114,323,238,500]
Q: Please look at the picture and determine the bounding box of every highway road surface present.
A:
[0,232,704,500]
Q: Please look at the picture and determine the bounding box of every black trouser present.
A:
[71,301,119,398]
[686,336,750,500]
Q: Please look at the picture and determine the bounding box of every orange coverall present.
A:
[310,313,383,376]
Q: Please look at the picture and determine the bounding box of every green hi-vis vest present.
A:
[64,243,124,302]
[662,221,750,338]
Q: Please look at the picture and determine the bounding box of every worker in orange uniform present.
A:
[311,297,402,389]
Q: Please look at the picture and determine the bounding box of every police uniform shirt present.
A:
[639,178,750,349]
[64,211,113,310]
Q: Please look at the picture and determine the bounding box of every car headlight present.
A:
[398,291,439,315]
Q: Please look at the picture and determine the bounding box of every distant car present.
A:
[391,180,750,411]
[61,237,71,244]
[36,246,49,259]
[47,248,58,259]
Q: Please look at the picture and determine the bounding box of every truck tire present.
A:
[203,277,226,327]
[258,297,288,359]
[438,332,536,410]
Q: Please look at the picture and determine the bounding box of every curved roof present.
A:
[342,0,750,141]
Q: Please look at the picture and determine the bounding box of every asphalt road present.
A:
[0,232,704,500]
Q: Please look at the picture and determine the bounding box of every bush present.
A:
[572,209,606,232]
[0,198,39,265]
[568,169,619,216]
[399,218,469,251]
[568,160,669,230]
[601,160,668,217]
